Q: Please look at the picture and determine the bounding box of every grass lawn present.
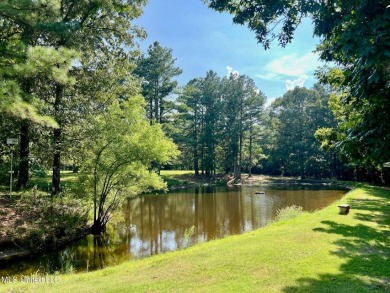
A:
[0,170,194,193]
[1,170,217,194]
[29,171,86,192]
[159,170,194,187]
[1,183,389,292]
[160,170,194,176]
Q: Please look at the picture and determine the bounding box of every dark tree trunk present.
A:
[249,130,253,177]
[149,95,153,124]
[90,221,106,235]
[52,84,62,196]
[159,96,163,123]
[52,127,61,196]
[17,77,33,189]
[17,120,30,189]
[194,147,199,175]
[299,149,305,179]
[154,82,159,123]
[332,152,337,179]
[194,107,199,175]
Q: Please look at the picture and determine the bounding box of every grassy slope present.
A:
[1,184,389,293]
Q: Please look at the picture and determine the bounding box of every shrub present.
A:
[275,205,304,222]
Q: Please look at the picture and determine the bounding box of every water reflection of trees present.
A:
[120,186,286,258]
[64,187,344,268]
[0,187,344,275]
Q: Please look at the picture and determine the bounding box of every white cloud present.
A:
[256,51,320,91]
[226,66,239,77]
[266,52,318,77]
[285,75,308,91]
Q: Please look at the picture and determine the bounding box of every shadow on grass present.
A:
[282,186,390,293]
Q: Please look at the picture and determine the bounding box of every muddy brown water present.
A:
[0,184,347,275]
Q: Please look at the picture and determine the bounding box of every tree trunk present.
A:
[159,96,163,123]
[52,84,62,196]
[149,95,153,124]
[249,129,252,177]
[17,120,30,189]
[194,107,199,175]
[299,149,305,179]
[52,127,61,195]
[17,77,33,189]
[193,147,199,175]
[154,82,159,122]
[332,152,337,179]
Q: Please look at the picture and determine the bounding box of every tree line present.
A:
[1,0,389,197]
[0,1,178,232]
[205,0,390,182]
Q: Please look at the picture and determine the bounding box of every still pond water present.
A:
[1,184,346,275]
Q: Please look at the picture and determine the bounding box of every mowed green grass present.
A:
[27,170,193,191]
[1,184,389,293]
[160,170,194,176]
[160,170,194,187]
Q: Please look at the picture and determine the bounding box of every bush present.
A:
[275,205,304,222]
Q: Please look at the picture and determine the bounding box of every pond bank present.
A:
[1,183,389,292]
[0,194,89,261]
[0,174,348,262]
[162,172,342,190]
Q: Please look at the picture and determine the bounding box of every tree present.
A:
[174,71,265,179]
[135,41,182,124]
[45,0,148,196]
[244,85,266,176]
[205,0,390,167]
[175,80,204,175]
[264,86,335,178]
[83,97,178,234]
[0,1,72,188]
[14,46,78,188]
[199,71,221,176]
[220,73,265,181]
[1,1,148,192]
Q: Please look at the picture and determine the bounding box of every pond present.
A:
[0,184,347,275]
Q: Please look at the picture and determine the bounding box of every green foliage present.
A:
[0,80,58,127]
[275,205,304,222]
[183,225,196,248]
[174,71,265,178]
[82,96,179,231]
[205,0,390,168]
[0,0,148,190]
[262,85,338,178]
[13,46,78,86]
[134,41,182,123]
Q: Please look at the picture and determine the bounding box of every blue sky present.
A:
[135,0,324,103]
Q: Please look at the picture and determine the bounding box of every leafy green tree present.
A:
[1,1,147,191]
[135,41,182,124]
[244,86,266,177]
[264,86,335,178]
[175,80,204,175]
[205,0,390,167]
[0,1,73,188]
[174,71,265,179]
[199,71,222,176]
[46,0,148,195]
[220,74,265,181]
[82,97,178,234]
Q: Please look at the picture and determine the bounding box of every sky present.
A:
[135,0,324,103]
